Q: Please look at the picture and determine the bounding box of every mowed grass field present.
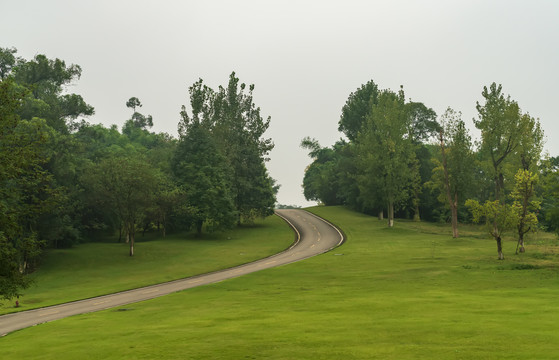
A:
[2,206,559,359]
[0,215,294,315]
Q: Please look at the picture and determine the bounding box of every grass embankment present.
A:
[0,215,294,315]
[3,207,559,359]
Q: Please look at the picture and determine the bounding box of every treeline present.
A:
[302,80,559,258]
[0,48,276,300]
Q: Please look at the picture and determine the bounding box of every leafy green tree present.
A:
[300,138,344,206]
[430,108,475,237]
[338,80,379,141]
[213,72,276,223]
[0,47,22,80]
[0,78,54,298]
[474,83,524,201]
[183,73,276,224]
[511,169,540,253]
[357,88,416,227]
[123,97,153,138]
[466,199,516,260]
[126,97,142,112]
[172,120,236,234]
[539,156,559,234]
[13,52,94,133]
[82,154,159,256]
[516,113,544,172]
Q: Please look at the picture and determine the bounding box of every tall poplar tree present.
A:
[431,108,475,237]
[357,88,415,227]
[212,72,276,223]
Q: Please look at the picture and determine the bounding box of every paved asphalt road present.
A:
[0,209,344,336]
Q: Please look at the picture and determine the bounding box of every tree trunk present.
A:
[450,193,459,238]
[378,210,384,221]
[516,233,525,254]
[440,130,458,238]
[118,222,122,243]
[129,224,135,257]
[496,236,504,260]
[196,220,203,236]
[388,201,394,228]
[413,202,420,222]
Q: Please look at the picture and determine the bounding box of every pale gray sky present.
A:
[3,0,558,206]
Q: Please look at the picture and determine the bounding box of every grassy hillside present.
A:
[2,206,559,359]
[0,215,293,315]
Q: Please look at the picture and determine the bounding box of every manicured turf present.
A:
[0,215,294,315]
[2,207,559,359]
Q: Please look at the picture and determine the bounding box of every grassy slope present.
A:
[2,206,559,359]
[0,215,294,315]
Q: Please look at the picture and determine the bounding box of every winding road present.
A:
[0,209,344,336]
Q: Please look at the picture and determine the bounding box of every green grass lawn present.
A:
[2,206,559,359]
[0,215,294,315]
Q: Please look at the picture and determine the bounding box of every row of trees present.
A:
[302,80,558,259]
[0,48,276,300]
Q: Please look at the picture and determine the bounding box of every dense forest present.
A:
[0,48,277,300]
[301,80,559,259]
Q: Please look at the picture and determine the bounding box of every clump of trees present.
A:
[302,79,557,260]
[0,47,276,300]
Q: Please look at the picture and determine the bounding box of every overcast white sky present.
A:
[3,0,558,206]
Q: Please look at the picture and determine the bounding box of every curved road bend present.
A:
[0,209,344,336]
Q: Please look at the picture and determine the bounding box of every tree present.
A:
[474,83,523,201]
[184,73,276,224]
[172,120,236,234]
[539,156,559,234]
[82,154,159,256]
[511,169,540,253]
[338,80,379,141]
[126,97,142,112]
[13,52,94,133]
[123,97,153,136]
[356,87,415,227]
[516,113,544,172]
[0,47,22,80]
[466,199,516,260]
[430,108,475,237]
[0,78,54,299]
[300,138,344,206]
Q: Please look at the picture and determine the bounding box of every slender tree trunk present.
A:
[413,199,420,222]
[440,130,458,238]
[118,222,122,243]
[516,233,525,254]
[450,193,459,238]
[129,223,135,257]
[388,201,394,228]
[496,235,504,260]
[196,220,203,236]
[378,210,384,221]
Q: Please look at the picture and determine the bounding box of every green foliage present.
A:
[511,169,540,253]
[178,72,276,224]
[12,52,94,132]
[172,121,236,234]
[338,79,379,141]
[356,87,418,226]
[474,83,543,200]
[539,156,559,234]
[300,138,346,205]
[427,108,475,236]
